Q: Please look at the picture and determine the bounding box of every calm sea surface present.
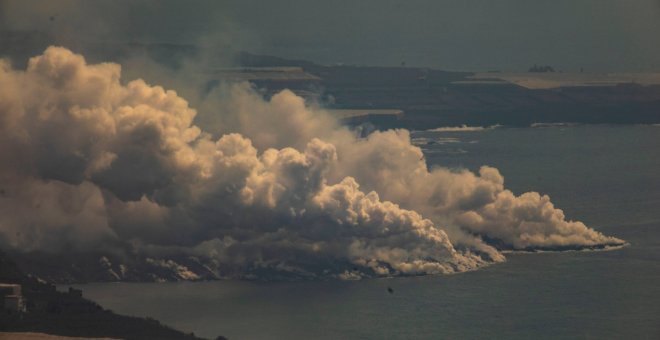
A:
[74,125,660,339]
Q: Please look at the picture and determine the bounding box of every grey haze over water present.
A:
[3,0,660,71]
[75,125,660,339]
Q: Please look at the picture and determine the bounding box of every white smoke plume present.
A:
[0,47,624,279]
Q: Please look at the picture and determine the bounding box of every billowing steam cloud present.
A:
[0,47,624,279]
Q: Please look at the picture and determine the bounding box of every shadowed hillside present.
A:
[0,252,220,340]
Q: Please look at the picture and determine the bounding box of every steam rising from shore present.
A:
[0,47,625,279]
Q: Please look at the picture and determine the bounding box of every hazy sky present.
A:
[2,0,660,71]
[0,0,631,279]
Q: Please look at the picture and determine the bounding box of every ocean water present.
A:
[74,125,660,339]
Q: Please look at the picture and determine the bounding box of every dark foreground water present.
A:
[74,125,660,339]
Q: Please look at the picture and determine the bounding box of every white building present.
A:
[0,283,26,312]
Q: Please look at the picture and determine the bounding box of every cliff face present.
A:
[308,68,660,129]
[238,52,660,129]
